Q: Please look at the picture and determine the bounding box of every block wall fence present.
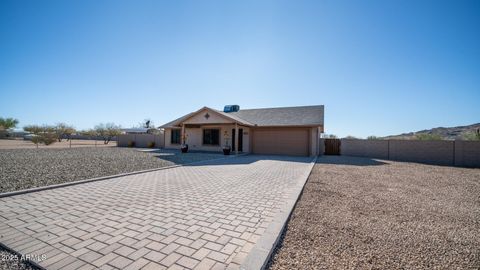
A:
[117,134,165,148]
[319,138,480,168]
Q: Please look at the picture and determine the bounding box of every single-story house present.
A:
[160,105,324,156]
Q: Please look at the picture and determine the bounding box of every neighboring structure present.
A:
[122,128,161,134]
[160,105,324,156]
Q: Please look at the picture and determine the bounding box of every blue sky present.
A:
[1,0,479,137]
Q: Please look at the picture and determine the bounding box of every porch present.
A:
[165,123,250,155]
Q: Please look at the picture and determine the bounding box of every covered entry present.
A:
[252,128,310,156]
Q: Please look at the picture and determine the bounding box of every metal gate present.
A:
[324,139,341,155]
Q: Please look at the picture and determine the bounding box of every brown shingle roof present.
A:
[227,105,324,126]
[160,105,324,128]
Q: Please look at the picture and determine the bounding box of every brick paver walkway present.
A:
[0,155,313,270]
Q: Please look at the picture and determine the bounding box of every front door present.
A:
[232,128,243,152]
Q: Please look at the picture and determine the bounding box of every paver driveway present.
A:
[0,155,314,270]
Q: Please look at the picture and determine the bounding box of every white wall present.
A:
[117,134,164,148]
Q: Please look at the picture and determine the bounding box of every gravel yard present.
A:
[0,147,223,193]
[269,156,480,270]
[0,138,115,149]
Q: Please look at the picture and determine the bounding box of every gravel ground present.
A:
[0,147,223,193]
[269,156,480,270]
[0,139,115,149]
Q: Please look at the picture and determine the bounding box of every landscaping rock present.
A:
[268,156,480,270]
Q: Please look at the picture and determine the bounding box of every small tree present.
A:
[54,123,76,142]
[24,125,43,135]
[463,128,480,141]
[0,117,19,138]
[24,125,58,147]
[0,117,19,129]
[415,133,442,140]
[95,123,122,144]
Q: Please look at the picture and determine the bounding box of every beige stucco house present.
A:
[160,105,324,156]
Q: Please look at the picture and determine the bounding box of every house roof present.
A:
[227,105,324,126]
[160,107,254,128]
[160,105,324,128]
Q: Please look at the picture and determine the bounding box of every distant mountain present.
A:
[383,123,480,140]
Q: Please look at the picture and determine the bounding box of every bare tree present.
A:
[95,123,122,144]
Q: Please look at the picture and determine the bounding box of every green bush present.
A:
[128,141,136,147]
[147,141,155,148]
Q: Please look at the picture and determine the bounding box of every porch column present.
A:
[235,122,239,155]
[181,124,185,145]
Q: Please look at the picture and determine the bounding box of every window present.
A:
[171,129,181,144]
[203,129,220,145]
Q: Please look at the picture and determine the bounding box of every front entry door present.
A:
[232,128,243,152]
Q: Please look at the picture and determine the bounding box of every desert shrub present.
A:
[128,141,136,147]
[463,129,480,141]
[147,141,155,148]
[24,125,58,146]
[415,133,442,140]
[41,127,58,145]
[31,136,42,146]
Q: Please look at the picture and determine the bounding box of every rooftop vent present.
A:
[223,105,240,113]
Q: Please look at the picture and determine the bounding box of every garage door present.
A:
[252,128,309,156]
